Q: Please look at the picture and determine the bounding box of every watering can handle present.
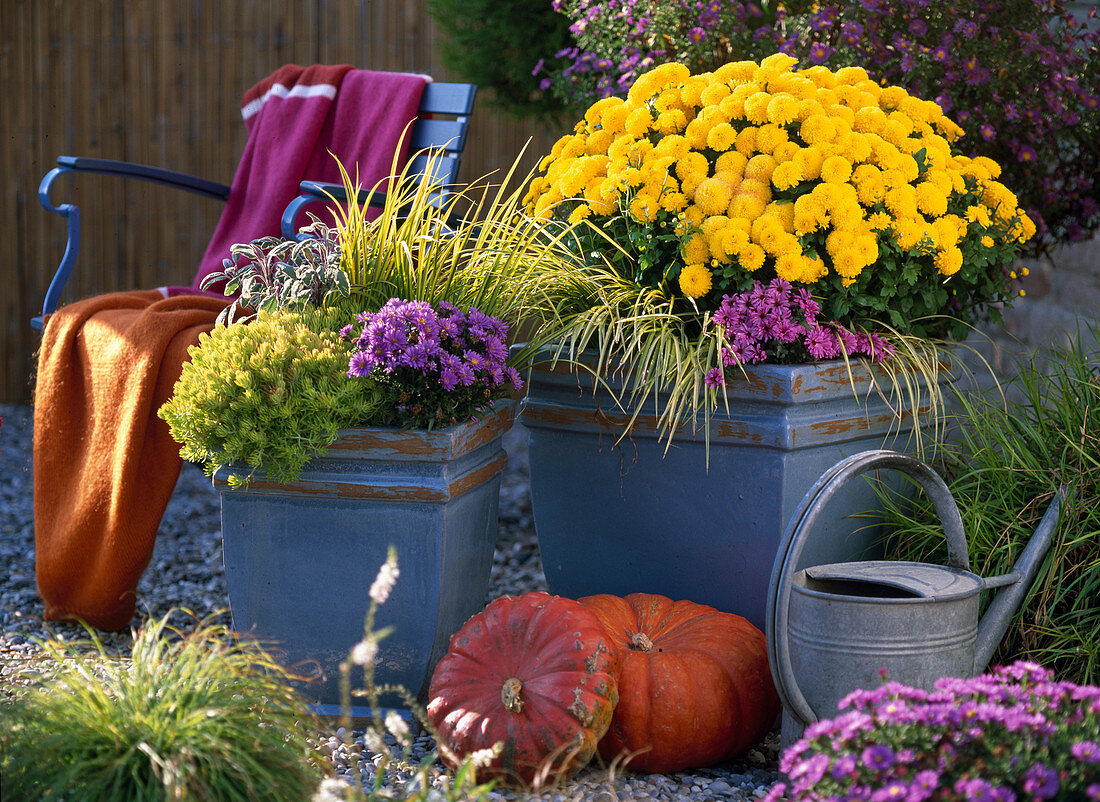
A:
[765,449,968,728]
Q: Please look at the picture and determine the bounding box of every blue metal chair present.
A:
[35,80,477,330]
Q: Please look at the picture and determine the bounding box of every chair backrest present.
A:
[407,82,478,187]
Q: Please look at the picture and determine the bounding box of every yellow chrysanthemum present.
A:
[567,204,593,225]
[694,175,736,216]
[851,164,885,206]
[915,182,949,217]
[707,122,738,152]
[965,204,992,227]
[625,107,655,138]
[794,193,830,234]
[800,114,835,146]
[712,60,758,84]
[700,82,732,107]
[773,140,800,163]
[734,127,758,157]
[934,247,964,276]
[771,161,803,192]
[766,93,799,126]
[744,92,773,125]
[730,190,768,221]
[628,62,691,104]
[745,154,778,184]
[820,155,853,185]
[715,150,749,176]
[755,123,789,154]
[682,234,710,265]
[678,263,713,299]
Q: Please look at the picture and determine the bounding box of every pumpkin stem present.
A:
[629,632,654,652]
[501,676,525,713]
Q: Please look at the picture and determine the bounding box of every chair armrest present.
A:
[33,157,231,328]
[53,156,231,200]
[280,181,390,240]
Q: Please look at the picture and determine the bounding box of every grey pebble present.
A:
[0,406,782,799]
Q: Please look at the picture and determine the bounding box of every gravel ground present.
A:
[0,402,782,800]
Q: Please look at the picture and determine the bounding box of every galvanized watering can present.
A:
[766,449,1065,748]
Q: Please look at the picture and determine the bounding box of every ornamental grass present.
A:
[875,328,1100,686]
[0,612,325,802]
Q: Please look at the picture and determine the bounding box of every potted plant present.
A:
[159,153,583,716]
[518,54,1037,630]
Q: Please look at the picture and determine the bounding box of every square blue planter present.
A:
[522,356,955,631]
[216,402,513,716]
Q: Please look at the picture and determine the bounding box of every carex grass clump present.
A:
[0,611,325,802]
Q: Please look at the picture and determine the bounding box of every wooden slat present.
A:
[2,0,563,404]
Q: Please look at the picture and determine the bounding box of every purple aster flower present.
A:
[1022,764,1059,798]
[348,351,373,378]
[504,366,524,391]
[705,366,726,388]
[440,367,460,391]
[909,19,928,37]
[909,770,940,802]
[831,754,858,780]
[809,42,833,64]
[980,123,996,140]
[871,783,908,802]
[482,335,509,364]
[688,26,706,43]
[1087,785,1100,801]
[861,744,896,771]
[955,777,996,802]
[804,325,840,360]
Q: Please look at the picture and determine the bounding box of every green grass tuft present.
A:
[876,326,1100,683]
[0,611,325,801]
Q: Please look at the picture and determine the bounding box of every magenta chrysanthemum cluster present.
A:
[768,661,1100,802]
[344,298,521,429]
[706,278,892,387]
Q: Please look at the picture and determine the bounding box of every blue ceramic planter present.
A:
[522,356,955,631]
[216,402,513,717]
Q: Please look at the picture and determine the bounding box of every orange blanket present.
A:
[34,290,230,630]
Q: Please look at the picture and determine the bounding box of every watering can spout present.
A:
[972,486,1068,674]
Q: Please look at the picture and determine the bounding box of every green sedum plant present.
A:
[158,308,381,488]
[0,611,325,802]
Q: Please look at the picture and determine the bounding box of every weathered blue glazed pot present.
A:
[216,402,513,717]
[522,355,955,632]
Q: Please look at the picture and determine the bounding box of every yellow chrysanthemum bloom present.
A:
[935,247,964,276]
[678,263,713,299]
[734,127,758,157]
[965,204,992,227]
[771,161,803,192]
[707,122,738,152]
[755,123,789,154]
[730,190,768,221]
[628,62,691,105]
[629,193,658,224]
[682,234,710,265]
[745,154,778,183]
[766,93,800,126]
[744,91,773,125]
[800,114,835,145]
[715,150,749,176]
[915,182,949,217]
[738,242,767,271]
[821,155,853,185]
[695,175,736,216]
[625,107,655,139]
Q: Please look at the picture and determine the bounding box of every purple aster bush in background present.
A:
[705,278,891,387]
[766,661,1100,802]
[344,298,522,430]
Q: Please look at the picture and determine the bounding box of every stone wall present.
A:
[967,236,1100,381]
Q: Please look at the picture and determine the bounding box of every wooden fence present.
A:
[1,0,561,404]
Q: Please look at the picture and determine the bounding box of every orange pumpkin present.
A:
[578,592,778,774]
[427,592,620,787]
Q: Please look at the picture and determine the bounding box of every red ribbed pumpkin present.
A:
[427,592,620,787]
[578,593,778,774]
